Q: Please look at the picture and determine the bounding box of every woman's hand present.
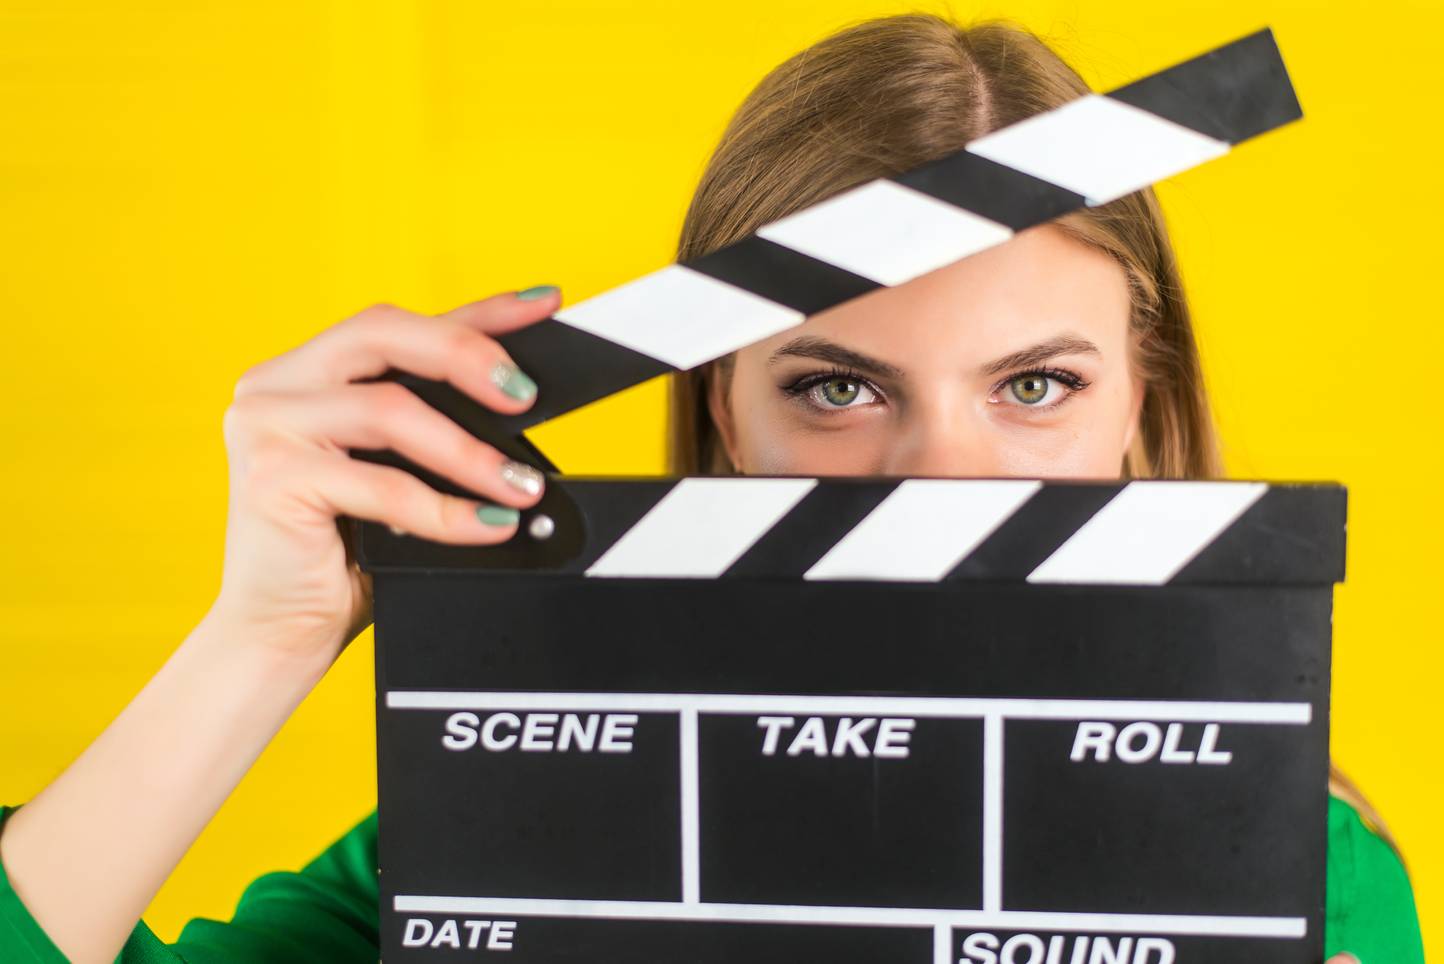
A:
[1327,955,1360,963]
[208,289,558,667]
[0,290,561,964]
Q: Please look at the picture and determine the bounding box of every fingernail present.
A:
[489,360,538,400]
[499,459,545,497]
[515,284,558,301]
[476,503,520,527]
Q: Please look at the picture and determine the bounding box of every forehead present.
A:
[745,223,1132,367]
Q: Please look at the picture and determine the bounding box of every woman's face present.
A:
[708,223,1144,479]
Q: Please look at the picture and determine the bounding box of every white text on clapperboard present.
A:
[437,712,1233,765]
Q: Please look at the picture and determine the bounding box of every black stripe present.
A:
[561,479,683,573]
[1106,28,1302,144]
[945,482,1123,581]
[1170,484,1346,585]
[723,480,900,579]
[494,319,673,430]
[892,150,1085,232]
[355,479,680,575]
[351,472,597,573]
[685,235,881,315]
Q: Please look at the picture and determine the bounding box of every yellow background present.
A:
[0,0,1436,954]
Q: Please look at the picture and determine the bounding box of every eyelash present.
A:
[780,365,1092,413]
[990,366,1091,410]
[780,366,882,412]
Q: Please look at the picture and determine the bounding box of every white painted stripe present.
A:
[965,94,1230,206]
[981,715,1003,914]
[386,690,1311,725]
[585,477,817,578]
[553,263,805,371]
[805,479,1041,581]
[679,708,700,904]
[392,895,1307,938]
[1027,481,1269,585]
[756,179,1013,287]
[934,923,952,964]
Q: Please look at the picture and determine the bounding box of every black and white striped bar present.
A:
[416,27,1301,436]
[356,477,1346,586]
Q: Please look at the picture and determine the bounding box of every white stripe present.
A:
[386,690,1311,725]
[981,715,1003,914]
[585,477,816,578]
[934,924,952,964]
[756,179,1013,287]
[553,263,804,371]
[805,479,1041,581]
[1027,481,1269,585]
[392,895,1307,938]
[966,94,1230,206]
[680,708,700,904]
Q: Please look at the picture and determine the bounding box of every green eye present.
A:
[1010,374,1049,404]
[820,377,861,406]
[793,373,879,412]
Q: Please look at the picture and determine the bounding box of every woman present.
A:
[0,12,1424,964]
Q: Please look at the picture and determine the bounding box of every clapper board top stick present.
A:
[350,27,1347,964]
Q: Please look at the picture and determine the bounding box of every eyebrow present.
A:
[767,336,903,379]
[977,334,1102,377]
[766,332,1102,380]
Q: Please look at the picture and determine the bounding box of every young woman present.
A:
[0,12,1424,964]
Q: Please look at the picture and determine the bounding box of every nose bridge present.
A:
[882,397,991,477]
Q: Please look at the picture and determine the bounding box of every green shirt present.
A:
[0,796,1424,962]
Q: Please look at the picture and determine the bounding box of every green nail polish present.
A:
[476,503,520,527]
[490,360,538,401]
[516,284,558,301]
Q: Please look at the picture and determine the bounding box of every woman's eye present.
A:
[999,373,1067,408]
[806,376,877,410]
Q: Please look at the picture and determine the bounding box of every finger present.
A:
[234,302,542,415]
[285,447,524,546]
[1326,955,1361,964]
[231,382,545,508]
[438,285,562,335]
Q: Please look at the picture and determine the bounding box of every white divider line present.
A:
[804,478,1042,581]
[386,691,1311,725]
[392,895,1307,939]
[755,179,1014,287]
[585,477,817,578]
[1026,481,1269,585]
[934,923,952,964]
[680,708,700,904]
[982,714,1003,914]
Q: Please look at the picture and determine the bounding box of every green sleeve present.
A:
[0,802,380,963]
[1324,794,1426,962]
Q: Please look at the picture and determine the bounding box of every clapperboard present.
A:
[351,28,1347,964]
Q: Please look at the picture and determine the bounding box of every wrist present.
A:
[189,602,341,694]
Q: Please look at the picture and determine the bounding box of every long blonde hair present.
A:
[665,12,1400,858]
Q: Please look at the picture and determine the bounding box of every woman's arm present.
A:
[0,290,559,963]
[1325,795,1426,963]
[0,609,334,962]
[1,802,381,963]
